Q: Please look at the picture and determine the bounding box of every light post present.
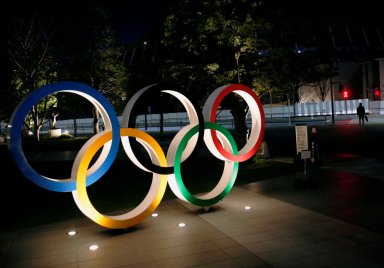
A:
[330,77,335,125]
[144,108,147,130]
[159,93,163,140]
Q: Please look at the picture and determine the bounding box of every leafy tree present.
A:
[160,0,272,146]
[161,0,273,87]
[54,3,128,134]
[5,12,58,141]
[87,8,128,132]
[1,2,130,139]
[159,0,327,145]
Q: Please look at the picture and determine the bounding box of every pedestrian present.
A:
[356,103,365,125]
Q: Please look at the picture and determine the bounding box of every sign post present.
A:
[294,124,314,188]
[295,124,308,155]
[301,149,311,179]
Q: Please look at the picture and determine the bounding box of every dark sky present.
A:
[287,0,381,24]
[105,0,166,43]
[108,0,383,42]
[1,0,381,44]
[0,0,165,44]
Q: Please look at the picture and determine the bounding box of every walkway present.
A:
[1,119,384,267]
[1,160,384,267]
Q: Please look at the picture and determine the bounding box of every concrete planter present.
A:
[49,128,62,138]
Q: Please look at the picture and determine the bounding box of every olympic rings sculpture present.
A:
[8,81,265,229]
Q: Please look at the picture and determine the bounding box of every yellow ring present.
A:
[71,128,167,229]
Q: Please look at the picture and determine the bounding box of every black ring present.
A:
[126,83,205,175]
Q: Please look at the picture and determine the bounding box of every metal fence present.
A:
[1,99,383,137]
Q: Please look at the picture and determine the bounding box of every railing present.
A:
[1,99,383,137]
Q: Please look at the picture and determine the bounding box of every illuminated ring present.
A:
[167,122,238,207]
[7,81,120,192]
[121,84,204,174]
[202,84,265,162]
[8,81,266,229]
[71,128,167,229]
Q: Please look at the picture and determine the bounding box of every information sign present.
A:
[295,124,308,154]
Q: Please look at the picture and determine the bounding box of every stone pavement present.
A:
[1,156,384,267]
[1,118,384,267]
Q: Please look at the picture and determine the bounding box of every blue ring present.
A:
[8,81,120,192]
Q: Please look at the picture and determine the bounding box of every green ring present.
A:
[174,122,239,207]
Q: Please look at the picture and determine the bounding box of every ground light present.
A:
[244,206,252,210]
[67,230,77,236]
[88,244,99,251]
[151,213,159,217]
[177,222,186,227]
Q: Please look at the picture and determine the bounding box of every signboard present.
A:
[295,124,308,154]
[301,150,311,159]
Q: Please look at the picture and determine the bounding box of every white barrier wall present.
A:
[1,99,382,136]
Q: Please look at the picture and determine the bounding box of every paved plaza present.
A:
[1,118,384,267]
[1,155,384,267]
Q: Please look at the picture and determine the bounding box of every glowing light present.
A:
[177,222,186,227]
[244,206,252,210]
[341,89,350,99]
[88,244,99,251]
[67,230,77,236]
[152,213,159,217]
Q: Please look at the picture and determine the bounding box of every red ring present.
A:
[208,84,265,162]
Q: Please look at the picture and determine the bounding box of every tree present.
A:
[55,3,128,134]
[5,12,58,142]
[87,8,128,133]
[160,0,270,146]
[159,0,327,146]
[310,64,334,102]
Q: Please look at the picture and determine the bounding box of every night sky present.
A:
[105,0,165,43]
[97,0,384,43]
[0,0,165,44]
[266,0,382,24]
[0,0,382,44]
